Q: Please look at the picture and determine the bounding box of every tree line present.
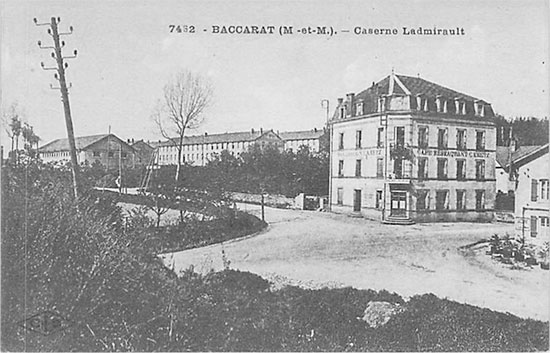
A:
[152,144,329,198]
[495,115,549,146]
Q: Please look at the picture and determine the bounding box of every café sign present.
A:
[416,149,490,158]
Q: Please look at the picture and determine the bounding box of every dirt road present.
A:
[160,204,549,321]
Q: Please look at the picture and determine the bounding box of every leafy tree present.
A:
[495,114,549,146]
[2,102,23,163]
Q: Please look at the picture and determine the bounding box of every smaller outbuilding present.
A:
[509,144,549,245]
[39,133,137,169]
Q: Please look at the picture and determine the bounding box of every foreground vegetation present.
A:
[2,161,548,351]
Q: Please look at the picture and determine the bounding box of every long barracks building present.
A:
[156,128,325,166]
[329,72,497,223]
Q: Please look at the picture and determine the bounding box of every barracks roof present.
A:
[159,129,324,147]
[39,134,133,152]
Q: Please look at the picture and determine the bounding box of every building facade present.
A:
[130,139,155,166]
[156,128,324,166]
[329,72,497,223]
[279,129,325,153]
[495,146,515,194]
[511,144,549,245]
[39,134,137,169]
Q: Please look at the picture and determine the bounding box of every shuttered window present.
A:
[530,216,538,237]
[531,179,538,202]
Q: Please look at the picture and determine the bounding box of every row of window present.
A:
[337,157,487,180]
[420,127,485,150]
[91,151,128,158]
[159,151,242,162]
[161,139,316,154]
[335,188,487,210]
[338,127,486,151]
[43,151,70,158]
[161,141,249,153]
[339,97,485,118]
[417,189,485,210]
[531,179,549,202]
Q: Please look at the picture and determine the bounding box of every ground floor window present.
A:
[475,190,485,209]
[375,190,383,209]
[435,190,449,210]
[337,188,344,205]
[531,216,538,237]
[353,189,362,212]
[417,190,429,210]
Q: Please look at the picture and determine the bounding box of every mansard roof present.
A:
[336,73,494,119]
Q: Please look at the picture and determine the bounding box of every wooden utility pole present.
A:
[35,17,80,199]
[119,143,123,194]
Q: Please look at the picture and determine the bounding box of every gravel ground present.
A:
[160,203,549,321]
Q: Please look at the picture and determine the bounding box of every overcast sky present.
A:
[1,0,548,146]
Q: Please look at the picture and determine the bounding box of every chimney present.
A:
[314,127,317,132]
[204,132,208,136]
[251,128,255,134]
[337,98,343,104]
[346,93,355,103]
[131,138,134,144]
[260,127,263,134]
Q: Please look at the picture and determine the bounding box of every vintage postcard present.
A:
[1,0,549,351]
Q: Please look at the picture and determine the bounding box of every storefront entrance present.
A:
[390,191,407,217]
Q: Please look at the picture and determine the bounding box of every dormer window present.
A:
[454,99,466,115]
[340,106,345,119]
[475,101,485,117]
[436,96,447,113]
[415,95,430,112]
[356,102,363,116]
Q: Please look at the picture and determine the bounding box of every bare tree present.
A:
[152,71,213,182]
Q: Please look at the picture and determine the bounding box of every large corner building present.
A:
[329,72,497,223]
